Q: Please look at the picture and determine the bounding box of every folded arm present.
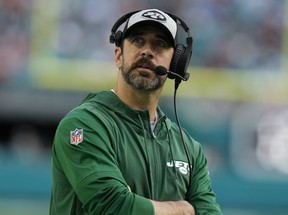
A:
[151,200,195,215]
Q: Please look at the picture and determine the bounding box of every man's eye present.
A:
[131,36,143,44]
[154,40,167,48]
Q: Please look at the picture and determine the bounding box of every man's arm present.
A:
[185,140,222,214]
[151,200,195,215]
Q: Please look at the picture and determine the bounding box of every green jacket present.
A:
[49,90,222,215]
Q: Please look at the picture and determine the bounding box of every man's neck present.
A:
[113,86,161,122]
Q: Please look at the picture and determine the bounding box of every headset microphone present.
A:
[155,66,167,76]
[155,66,189,81]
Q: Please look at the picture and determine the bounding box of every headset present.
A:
[109,10,193,82]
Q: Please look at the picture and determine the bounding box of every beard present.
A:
[120,58,165,91]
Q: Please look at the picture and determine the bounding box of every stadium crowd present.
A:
[0,0,284,83]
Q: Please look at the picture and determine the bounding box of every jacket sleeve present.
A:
[53,110,154,215]
[185,138,222,215]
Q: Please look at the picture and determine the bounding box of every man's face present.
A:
[115,25,174,91]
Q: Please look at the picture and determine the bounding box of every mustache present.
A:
[130,58,157,71]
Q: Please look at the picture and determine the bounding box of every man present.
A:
[49,8,222,215]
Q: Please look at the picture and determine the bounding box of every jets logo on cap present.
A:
[142,10,167,21]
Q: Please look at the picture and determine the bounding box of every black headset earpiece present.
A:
[110,11,140,47]
[166,13,193,81]
[169,43,186,80]
[169,37,193,81]
[113,31,123,47]
[110,10,193,79]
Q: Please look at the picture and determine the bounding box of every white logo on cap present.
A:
[142,10,167,21]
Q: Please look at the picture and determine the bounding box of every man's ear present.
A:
[115,47,122,69]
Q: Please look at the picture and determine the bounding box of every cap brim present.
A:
[123,20,175,47]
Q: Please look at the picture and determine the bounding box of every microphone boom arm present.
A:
[155,66,189,81]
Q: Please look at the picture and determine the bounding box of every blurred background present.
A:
[0,0,288,214]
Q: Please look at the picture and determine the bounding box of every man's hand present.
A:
[151,200,195,215]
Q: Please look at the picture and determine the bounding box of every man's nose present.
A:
[140,43,155,59]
